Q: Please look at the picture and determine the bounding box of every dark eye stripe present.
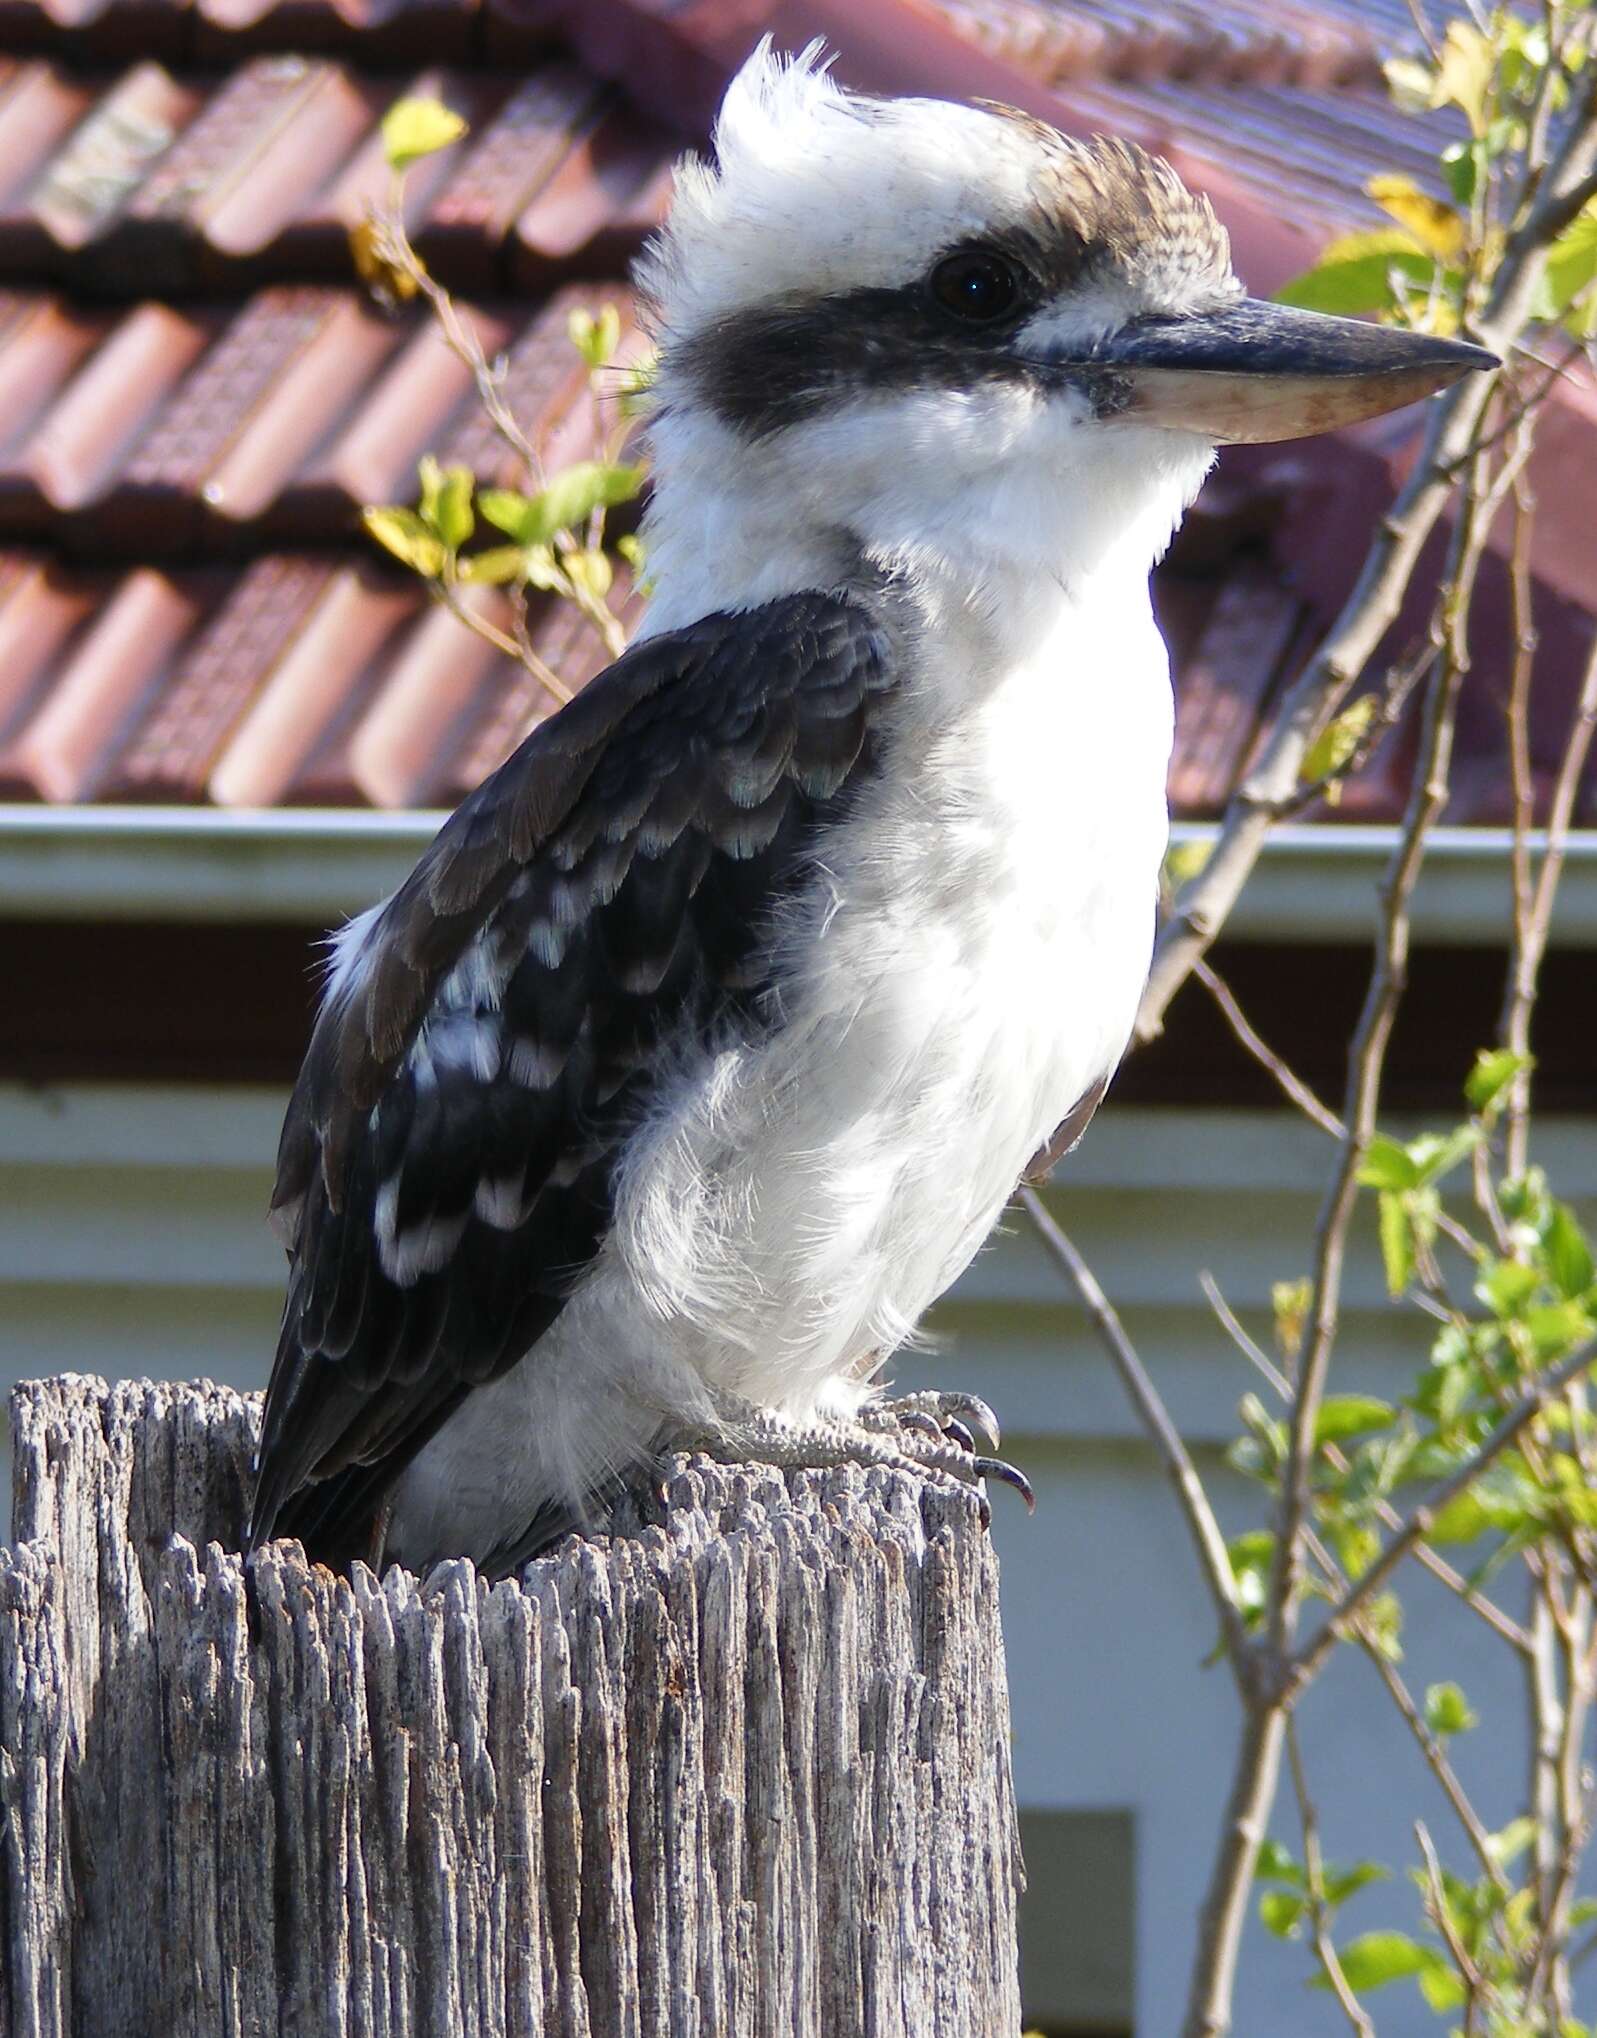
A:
[678,278,1051,439]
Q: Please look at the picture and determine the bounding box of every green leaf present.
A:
[1359,1136,1419,1192]
[1367,173,1465,259]
[1383,54,1436,111]
[521,543,567,594]
[1255,1837,1301,1884]
[531,461,646,540]
[1315,1396,1396,1445]
[417,457,474,551]
[1258,1890,1304,1938]
[1424,1681,1478,1736]
[477,488,537,540]
[1379,1191,1416,1297]
[568,303,622,371]
[1486,1816,1539,1868]
[1441,137,1483,208]
[1270,1278,1311,1362]
[1404,1125,1480,1186]
[1330,1930,1433,1991]
[1427,1464,1543,1544]
[1434,20,1494,133]
[362,505,444,577]
[1479,1259,1540,1319]
[1226,1532,1271,1621]
[1332,1522,1380,1580]
[1162,837,1213,890]
[1362,1592,1404,1662]
[1525,1300,1593,1360]
[1545,1202,1595,1301]
[1275,230,1435,316]
[381,97,468,171]
[565,547,613,599]
[455,545,530,585]
[1500,1166,1552,1230]
[477,463,645,546]
[1531,206,1596,330]
[1465,1046,1531,1115]
[1417,1963,1467,2012]
[1322,1861,1388,1907]
[1300,695,1378,795]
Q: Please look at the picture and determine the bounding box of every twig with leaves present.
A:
[351,97,652,714]
[1024,10,1597,2033]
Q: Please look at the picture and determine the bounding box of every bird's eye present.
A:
[930,250,1022,324]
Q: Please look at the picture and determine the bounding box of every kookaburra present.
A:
[250,44,1493,1575]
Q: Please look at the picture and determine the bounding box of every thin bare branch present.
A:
[1018,1186,1252,1676]
[1500,625,1597,1174]
[432,582,573,705]
[1417,1820,1489,2000]
[1358,1639,1509,1891]
[1403,0,1442,61]
[1182,1707,1289,2038]
[1200,1270,1292,1394]
[367,205,543,481]
[1286,1720,1377,2037]
[1193,961,1344,1137]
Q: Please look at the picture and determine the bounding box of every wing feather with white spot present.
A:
[249,590,900,1563]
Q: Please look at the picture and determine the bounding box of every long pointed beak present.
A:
[1096,297,1497,444]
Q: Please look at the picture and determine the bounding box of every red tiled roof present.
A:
[0,281,648,551]
[0,0,1590,832]
[927,0,1391,91]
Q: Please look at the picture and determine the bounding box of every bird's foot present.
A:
[858,1387,1003,1455]
[857,1387,1032,1510]
[656,1392,1033,1516]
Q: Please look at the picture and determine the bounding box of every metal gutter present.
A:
[2,805,1596,945]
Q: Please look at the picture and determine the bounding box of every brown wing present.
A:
[249,590,902,1561]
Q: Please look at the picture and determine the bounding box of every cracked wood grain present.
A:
[0,1376,1021,2038]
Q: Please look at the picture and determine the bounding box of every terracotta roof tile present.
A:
[927,0,1385,91]
[923,0,1493,94]
[0,0,526,63]
[1045,74,1456,238]
[0,562,216,798]
[0,548,648,808]
[1,528,1576,825]
[0,280,637,551]
[107,552,337,797]
[0,56,666,293]
[1163,565,1306,816]
[0,0,1586,836]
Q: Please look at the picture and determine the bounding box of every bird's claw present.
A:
[972,1454,1035,1513]
[856,1389,1029,1514]
[862,1389,1002,1452]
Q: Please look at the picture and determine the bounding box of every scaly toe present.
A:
[864,1389,1002,1452]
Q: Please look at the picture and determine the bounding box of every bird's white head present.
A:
[635,43,1493,630]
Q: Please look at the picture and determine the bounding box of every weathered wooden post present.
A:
[0,1376,1022,2037]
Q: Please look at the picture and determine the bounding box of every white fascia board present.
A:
[4,1088,1594,1447]
[0,806,443,924]
[3,805,1597,946]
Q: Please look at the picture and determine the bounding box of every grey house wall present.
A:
[1,1082,1585,2035]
